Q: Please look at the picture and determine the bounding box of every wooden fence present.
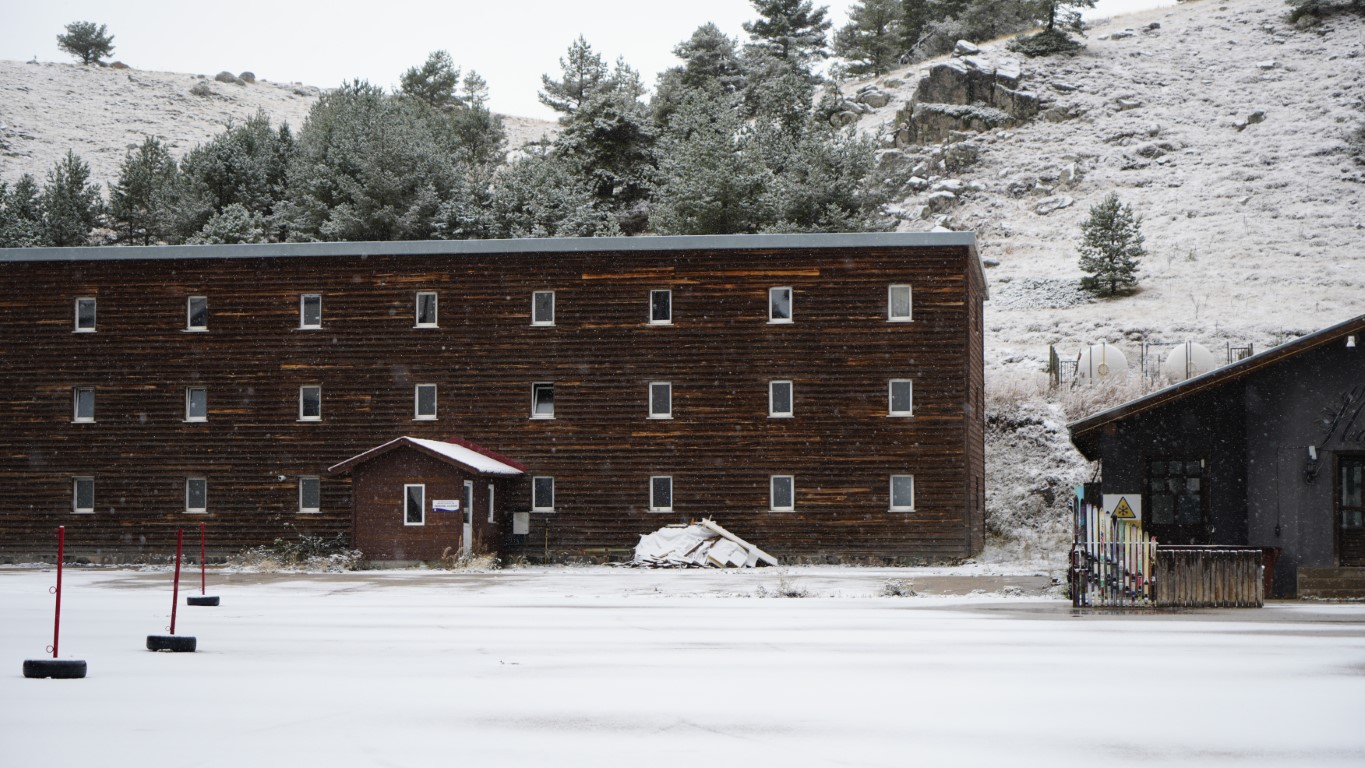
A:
[1153,547,1264,608]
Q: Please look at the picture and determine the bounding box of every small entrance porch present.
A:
[329,436,526,564]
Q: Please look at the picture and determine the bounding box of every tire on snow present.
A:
[23,659,88,678]
[146,634,197,652]
[187,595,220,606]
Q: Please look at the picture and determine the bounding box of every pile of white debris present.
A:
[625,518,779,568]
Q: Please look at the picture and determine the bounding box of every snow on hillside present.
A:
[0,60,557,187]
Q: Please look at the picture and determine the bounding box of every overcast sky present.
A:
[0,1,1174,120]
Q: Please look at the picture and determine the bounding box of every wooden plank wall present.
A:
[0,244,981,563]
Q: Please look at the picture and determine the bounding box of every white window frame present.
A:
[889,379,914,417]
[650,476,673,512]
[415,291,439,328]
[532,476,555,512]
[888,284,913,322]
[185,477,207,514]
[404,483,425,526]
[531,382,555,419]
[532,290,555,326]
[487,483,496,524]
[462,480,475,526]
[649,381,672,419]
[73,477,95,514]
[186,296,208,331]
[768,287,792,324]
[770,475,795,512]
[769,380,793,418]
[299,385,322,421]
[73,387,95,423]
[299,293,322,330]
[414,383,438,420]
[74,297,96,333]
[649,289,672,325]
[891,475,916,512]
[185,386,208,422]
[299,476,321,514]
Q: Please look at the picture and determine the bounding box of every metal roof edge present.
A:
[0,231,979,262]
[1067,312,1365,440]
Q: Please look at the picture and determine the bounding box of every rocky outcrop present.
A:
[896,44,1042,146]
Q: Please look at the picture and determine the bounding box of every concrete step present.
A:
[1298,567,1365,599]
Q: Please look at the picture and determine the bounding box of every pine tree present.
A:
[538,36,609,116]
[0,175,48,248]
[56,21,115,65]
[110,136,180,245]
[743,0,833,73]
[1078,192,1145,297]
[673,23,748,93]
[178,111,294,242]
[833,0,903,77]
[399,51,461,109]
[487,150,620,238]
[41,150,103,247]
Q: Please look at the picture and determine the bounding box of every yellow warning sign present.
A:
[1112,497,1137,520]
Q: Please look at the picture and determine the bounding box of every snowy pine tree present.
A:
[41,151,103,247]
[833,0,903,77]
[110,136,180,245]
[1078,192,1145,297]
[0,175,48,248]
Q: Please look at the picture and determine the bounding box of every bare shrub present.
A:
[227,534,362,572]
[880,579,917,597]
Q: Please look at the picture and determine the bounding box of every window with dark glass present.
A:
[650,290,672,324]
[404,484,425,525]
[73,387,95,422]
[650,476,673,512]
[299,477,321,513]
[533,476,555,511]
[416,292,438,327]
[770,475,794,511]
[73,477,94,514]
[186,387,207,422]
[769,380,793,418]
[532,382,555,419]
[769,287,792,323]
[75,298,96,332]
[889,379,913,416]
[299,386,322,421]
[415,384,437,420]
[187,296,208,330]
[186,478,207,514]
[649,382,672,419]
[300,294,322,329]
[532,291,555,325]
[1146,459,1204,526]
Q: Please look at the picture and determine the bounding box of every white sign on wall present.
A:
[1104,494,1141,522]
[431,500,461,512]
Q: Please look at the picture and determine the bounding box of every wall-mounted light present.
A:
[1348,335,1357,349]
[1308,445,1317,461]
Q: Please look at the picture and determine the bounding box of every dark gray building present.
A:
[1069,314,1365,596]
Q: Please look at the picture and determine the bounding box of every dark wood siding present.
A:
[0,243,982,563]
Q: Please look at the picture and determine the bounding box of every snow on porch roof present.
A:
[328,436,526,476]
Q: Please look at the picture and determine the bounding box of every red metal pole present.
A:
[200,522,207,595]
[52,526,65,659]
[170,528,183,635]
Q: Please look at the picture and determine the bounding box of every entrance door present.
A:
[462,481,474,557]
[1145,458,1209,544]
[1340,456,1365,566]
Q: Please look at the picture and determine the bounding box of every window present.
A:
[890,475,916,511]
[650,476,673,512]
[404,484,425,526]
[649,382,672,419]
[769,380,793,418]
[73,387,95,423]
[186,296,208,331]
[186,478,207,514]
[1146,459,1205,527]
[888,284,912,322]
[531,382,555,419]
[488,483,496,524]
[650,290,672,324]
[770,475,794,511]
[532,476,555,512]
[416,292,438,327]
[73,477,94,514]
[299,386,322,421]
[185,387,207,422]
[532,291,555,326]
[769,287,792,323]
[415,384,437,420]
[74,298,96,332]
[889,379,913,417]
[299,477,321,514]
[462,481,474,526]
[300,294,322,329]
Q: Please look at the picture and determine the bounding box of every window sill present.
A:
[648,415,673,420]
[530,415,555,420]
[403,521,425,527]
[647,321,673,326]
[647,508,674,514]
[769,414,793,419]
[298,509,321,515]
[413,325,439,329]
[887,317,914,323]
[73,329,96,334]
[889,507,916,513]
[71,510,95,515]
[183,328,208,333]
[413,416,437,421]
[888,413,914,418]
[530,322,556,328]
[184,510,207,515]
[768,508,795,513]
[531,508,555,514]
[184,418,207,424]
[297,418,322,423]
[72,420,95,424]
[297,326,323,331]
[767,319,793,325]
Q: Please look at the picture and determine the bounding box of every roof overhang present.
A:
[1068,313,1365,459]
[328,436,526,477]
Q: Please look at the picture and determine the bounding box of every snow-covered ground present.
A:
[4,567,1364,767]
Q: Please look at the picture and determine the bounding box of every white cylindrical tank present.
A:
[1076,342,1129,383]
[1161,341,1216,383]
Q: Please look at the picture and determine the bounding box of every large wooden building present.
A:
[0,233,986,564]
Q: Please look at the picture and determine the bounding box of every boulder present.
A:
[1115,97,1143,111]
[110,61,129,70]
[953,40,981,57]
[214,71,242,85]
[857,88,891,108]
[925,191,958,213]
[1034,196,1074,216]
[830,111,860,128]
[239,71,256,84]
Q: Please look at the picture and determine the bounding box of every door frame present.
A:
[1336,453,1365,567]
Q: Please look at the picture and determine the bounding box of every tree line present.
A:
[3,1,1103,248]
